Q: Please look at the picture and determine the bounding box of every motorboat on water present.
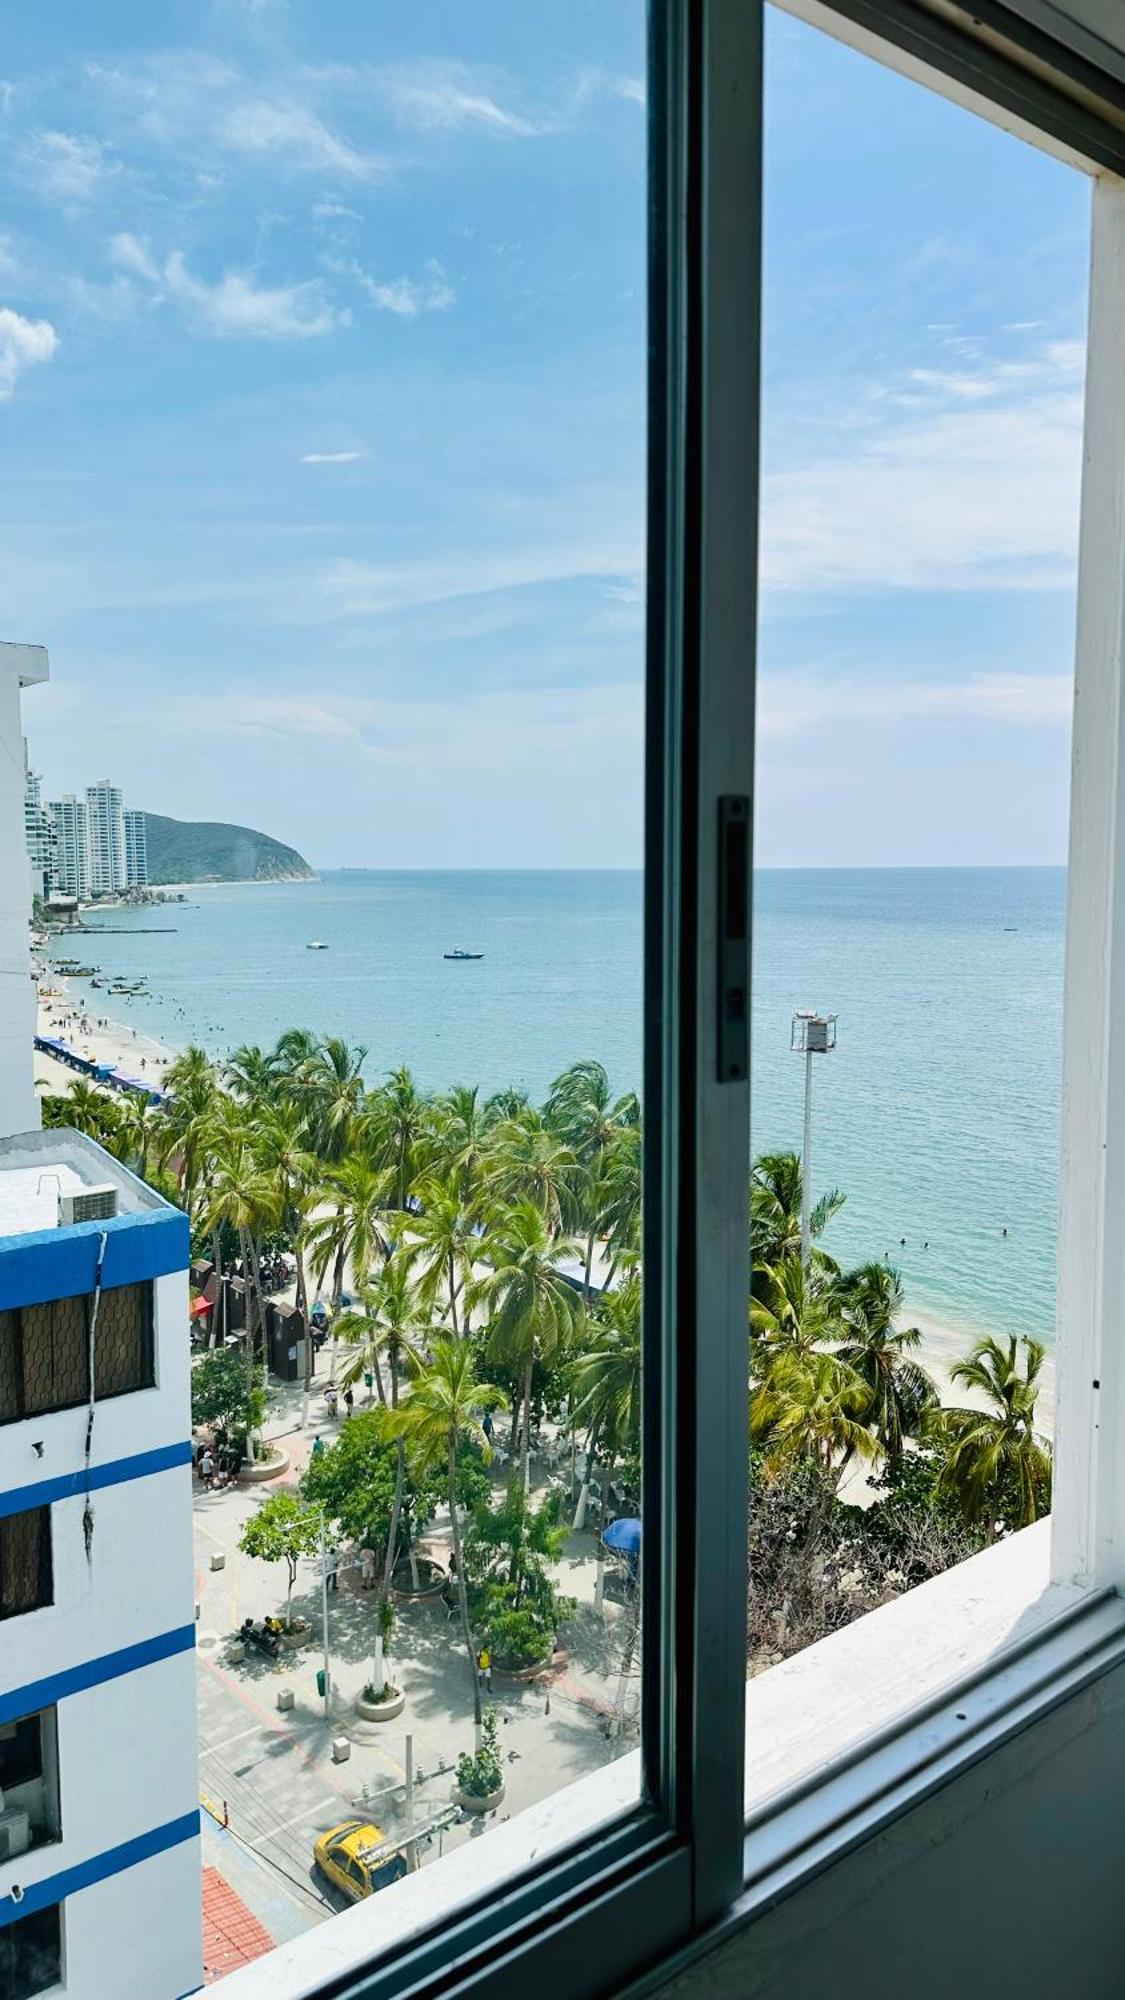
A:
[306,941,329,950]
[443,948,484,960]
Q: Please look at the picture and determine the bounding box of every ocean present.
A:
[49,866,1066,1347]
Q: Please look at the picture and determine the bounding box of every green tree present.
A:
[928,1335,1052,1536]
[239,1491,321,1629]
[306,1155,392,1318]
[751,1151,844,1274]
[751,1349,877,1491]
[380,1340,506,1731]
[410,1172,477,1337]
[836,1262,937,1471]
[190,1347,265,1442]
[483,1110,578,1237]
[471,1200,581,1489]
[463,1483,573,1668]
[751,1254,844,1358]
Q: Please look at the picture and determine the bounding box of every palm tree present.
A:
[158,1050,219,1219]
[471,1200,581,1489]
[751,1151,844,1272]
[484,1111,578,1238]
[568,1276,641,1526]
[367,1065,428,1211]
[836,1262,937,1470]
[225,1043,281,1105]
[305,1155,393,1320]
[113,1090,160,1182]
[546,1058,638,1164]
[380,1339,506,1732]
[751,1255,844,1359]
[751,1349,877,1490]
[597,1123,643,1289]
[928,1336,1052,1536]
[334,1251,427,1405]
[410,1173,478,1336]
[254,1105,319,1326]
[202,1110,279,1425]
[432,1084,490,1203]
[299,1035,367,1164]
[61,1079,121,1146]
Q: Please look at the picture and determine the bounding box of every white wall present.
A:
[3,1467,195,1694]
[60,1835,203,2000]
[0,644,47,1142]
[643,1665,1125,2000]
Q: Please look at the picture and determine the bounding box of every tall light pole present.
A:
[791,1011,837,1268]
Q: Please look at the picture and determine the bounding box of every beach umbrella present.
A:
[602,1517,642,1556]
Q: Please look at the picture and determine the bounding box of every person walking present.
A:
[477,1645,492,1695]
[360,1546,376,1591]
[200,1447,215,1489]
[343,1385,354,1420]
[325,1547,339,1594]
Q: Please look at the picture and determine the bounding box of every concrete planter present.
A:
[493,1653,553,1684]
[391,1558,446,1602]
[355,1686,406,1722]
[454,1780,506,1815]
[242,1445,290,1483]
[279,1621,312,1651]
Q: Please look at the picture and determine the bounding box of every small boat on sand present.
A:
[444,948,484,961]
[306,941,329,951]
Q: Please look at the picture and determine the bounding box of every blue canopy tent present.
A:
[602,1517,642,1556]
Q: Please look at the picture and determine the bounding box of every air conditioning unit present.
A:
[0,1809,30,1861]
[58,1185,118,1226]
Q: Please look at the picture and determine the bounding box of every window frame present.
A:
[214,5,1125,1999]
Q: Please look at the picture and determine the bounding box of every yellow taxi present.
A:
[313,1820,409,1902]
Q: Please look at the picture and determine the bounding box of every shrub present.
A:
[457,1709,503,1798]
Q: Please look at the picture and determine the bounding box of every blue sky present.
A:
[2,4,1090,867]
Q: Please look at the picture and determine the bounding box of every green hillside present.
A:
[142,813,314,885]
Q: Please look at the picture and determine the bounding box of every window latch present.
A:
[717,796,749,1083]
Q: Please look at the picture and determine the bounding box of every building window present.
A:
[0,1509,52,1621]
[0,1281,154,1424]
[0,1903,62,2000]
[0,1708,61,1856]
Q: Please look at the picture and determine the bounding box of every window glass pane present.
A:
[0,1903,62,2000]
[95,1282,154,1398]
[12,0,647,1985]
[748,5,1088,1799]
[0,1508,53,1621]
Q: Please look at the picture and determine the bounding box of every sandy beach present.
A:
[35,976,180,1094]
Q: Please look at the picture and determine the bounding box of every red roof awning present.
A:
[190,1296,214,1319]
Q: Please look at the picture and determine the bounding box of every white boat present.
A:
[306,940,329,950]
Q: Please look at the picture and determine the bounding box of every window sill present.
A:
[214,1747,641,1999]
[743,1518,1084,1818]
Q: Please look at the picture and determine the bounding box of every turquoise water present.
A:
[50,866,1065,1344]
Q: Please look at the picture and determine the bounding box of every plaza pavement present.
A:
[192,1362,639,1944]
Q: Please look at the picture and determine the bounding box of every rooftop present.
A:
[0,1127,168,1243]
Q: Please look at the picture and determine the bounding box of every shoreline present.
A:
[32,975,1056,1442]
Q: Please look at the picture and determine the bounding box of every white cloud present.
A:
[762,338,1085,595]
[374,63,541,137]
[314,536,643,621]
[110,232,340,338]
[25,130,119,202]
[351,257,454,317]
[220,98,385,180]
[301,450,363,464]
[758,669,1073,741]
[0,306,58,400]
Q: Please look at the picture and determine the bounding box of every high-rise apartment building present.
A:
[1,646,48,1137]
[48,799,90,904]
[22,748,53,903]
[84,782,125,896]
[123,809,148,888]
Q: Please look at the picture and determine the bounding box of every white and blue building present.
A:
[0,1129,202,2000]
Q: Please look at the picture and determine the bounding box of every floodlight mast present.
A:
[790,1011,837,1267]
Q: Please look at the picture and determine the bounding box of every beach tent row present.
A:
[35,1032,166,1107]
